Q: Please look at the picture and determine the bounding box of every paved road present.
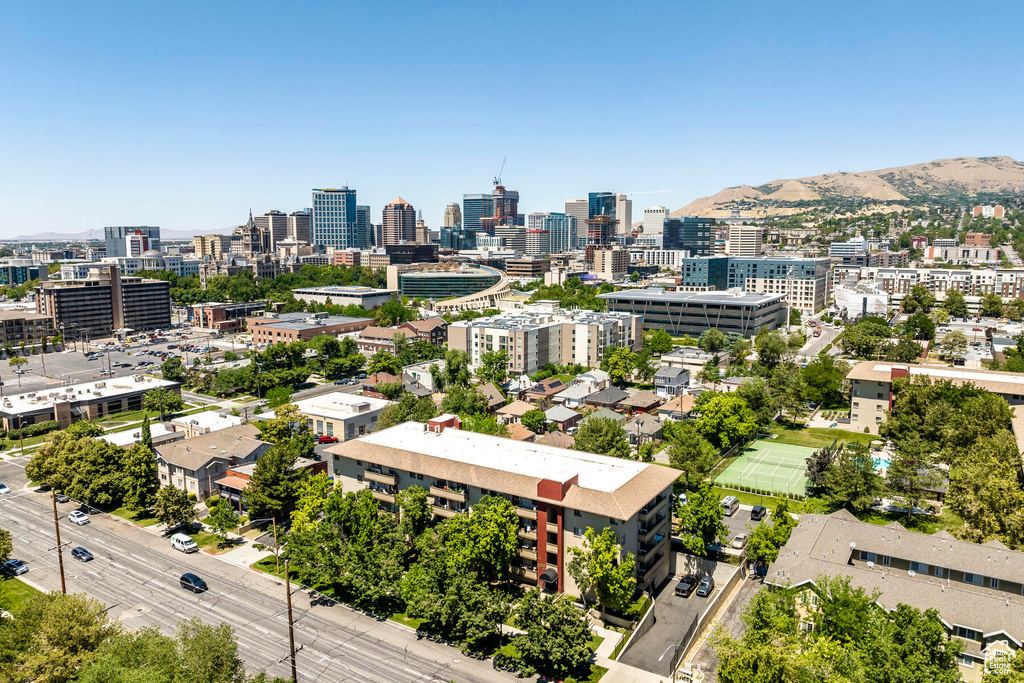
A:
[688,576,763,683]
[1003,243,1023,267]
[796,325,840,359]
[0,457,514,683]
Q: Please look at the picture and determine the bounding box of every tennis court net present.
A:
[744,454,806,471]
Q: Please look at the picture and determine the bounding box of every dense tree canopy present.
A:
[572,417,631,459]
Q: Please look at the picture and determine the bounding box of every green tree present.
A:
[696,359,721,385]
[443,495,520,582]
[734,377,778,430]
[140,414,152,451]
[290,472,333,533]
[153,485,196,529]
[376,393,438,429]
[396,485,431,541]
[521,409,547,434]
[144,388,185,420]
[981,291,1005,318]
[821,443,884,513]
[572,417,631,459]
[460,413,510,437]
[7,355,26,387]
[160,356,187,382]
[476,348,509,386]
[904,312,936,341]
[566,526,636,612]
[601,346,635,385]
[440,385,489,416]
[698,328,728,353]
[206,502,240,540]
[0,592,119,682]
[255,403,315,458]
[801,355,850,408]
[366,350,401,376]
[769,363,804,423]
[511,590,594,680]
[676,483,727,556]
[645,328,674,354]
[789,308,802,326]
[942,289,969,317]
[242,445,308,522]
[666,422,719,489]
[120,443,159,512]
[429,349,472,392]
[946,430,1024,546]
[0,527,11,564]
[901,283,936,313]
[265,386,293,408]
[695,394,757,449]
[754,329,791,372]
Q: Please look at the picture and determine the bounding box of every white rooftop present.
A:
[100,422,175,447]
[361,421,646,491]
[876,363,1024,387]
[171,410,243,433]
[0,375,178,416]
[291,391,392,420]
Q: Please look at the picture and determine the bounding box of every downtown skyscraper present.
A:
[312,187,358,249]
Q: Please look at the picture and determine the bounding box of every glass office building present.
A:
[462,194,494,236]
[312,188,358,249]
[663,217,713,255]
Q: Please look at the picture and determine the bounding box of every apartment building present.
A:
[599,289,788,337]
[924,245,1001,265]
[288,391,391,441]
[843,267,1024,311]
[328,418,681,595]
[629,250,691,269]
[155,424,272,501]
[0,311,56,348]
[505,258,552,279]
[35,265,171,337]
[727,225,764,257]
[594,248,629,281]
[190,301,266,333]
[847,362,1024,435]
[727,257,831,314]
[192,234,233,259]
[447,302,642,375]
[770,510,1024,681]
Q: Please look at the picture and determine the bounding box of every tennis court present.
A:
[714,439,819,497]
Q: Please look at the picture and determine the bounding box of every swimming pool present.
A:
[873,455,891,470]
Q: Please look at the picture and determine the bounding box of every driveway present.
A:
[689,575,764,682]
[618,575,715,677]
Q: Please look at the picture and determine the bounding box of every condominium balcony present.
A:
[517,507,538,521]
[546,521,559,534]
[370,489,395,504]
[430,485,466,503]
[518,547,538,561]
[518,526,538,540]
[364,470,397,486]
[431,504,464,518]
[510,565,539,582]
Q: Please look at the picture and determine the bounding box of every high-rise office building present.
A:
[288,210,311,243]
[527,212,577,254]
[463,194,493,236]
[525,229,550,256]
[615,194,632,235]
[312,188,358,249]
[443,202,462,228]
[382,197,417,245]
[586,192,619,246]
[663,217,713,256]
[728,225,765,258]
[355,205,371,249]
[495,224,527,253]
[589,192,617,220]
[490,185,520,225]
[564,198,589,246]
[105,226,161,258]
[254,210,290,250]
[643,206,670,234]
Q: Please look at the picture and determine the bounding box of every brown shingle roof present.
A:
[506,423,536,441]
[156,425,268,470]
[497,399,535,417]
[660,394,695,415]
[619,390,663,409]
[358,326,418,341]
[402,318,446,332]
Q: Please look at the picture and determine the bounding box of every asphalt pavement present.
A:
[0,456,516,683]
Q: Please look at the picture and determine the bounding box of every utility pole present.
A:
[273,517,280,572]
[284,559,298,683]
[51,490,67,595]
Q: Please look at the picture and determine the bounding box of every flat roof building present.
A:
[290,286,398,309]
[190,301,267,333]
[285,391,392,442]
[245,312,374,345]
[599,288,788,337]
[328,419,681,595]
[0,374,180,430]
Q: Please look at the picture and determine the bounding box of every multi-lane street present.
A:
[0,456,514,683]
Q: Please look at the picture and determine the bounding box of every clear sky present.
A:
[1,1,1022,238]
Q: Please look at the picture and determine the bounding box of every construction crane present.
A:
[494,157,507,188]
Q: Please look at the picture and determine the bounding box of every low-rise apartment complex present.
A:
[190,301,267,333]
[328,418,680,596]
[447,302,642,375]
[770,511,1024,681]
[155,424,272,501]
[288,391,391,441]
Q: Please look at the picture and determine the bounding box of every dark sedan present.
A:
[71,547,94,562]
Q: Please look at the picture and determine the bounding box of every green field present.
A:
[714,439,819,497]
[0,576,43,614]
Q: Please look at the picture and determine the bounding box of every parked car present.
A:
[167,344,178,349]
[318,435,339,444]
[2,559,28,576]
[55,492,70,503]
[71,546,94,562]
[750,505,767,521]
[696,576,715,597]
[675,575,698,597]
[179,573,208,593]
[68,510,90,525]
[333,379,347,385]
[731,533,749,549]
[0,483,10,495]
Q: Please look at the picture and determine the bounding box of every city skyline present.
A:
[1,1,1022,238]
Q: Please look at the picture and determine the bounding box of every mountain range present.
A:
[672,155,1024,219]
[4,226,235,242]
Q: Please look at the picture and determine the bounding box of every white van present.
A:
[720,495,739,517]
[170,533,198,553]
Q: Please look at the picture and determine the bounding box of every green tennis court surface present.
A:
[714,439,817,497]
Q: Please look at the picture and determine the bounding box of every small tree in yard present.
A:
[676,483,727,557]
[144,388,185,421]
[511,590,594,680]
[0,526,11,563]
[8,356,26,386]
[153,485,196,529]
[566,526,636,613]
[207,502,240,540]
[571,417,631,459]
[521,409,547,434]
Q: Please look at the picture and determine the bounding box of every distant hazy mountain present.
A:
[5,225,236,242]
[673,155,1024,219]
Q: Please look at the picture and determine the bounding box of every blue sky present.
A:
[1,1,1022,238]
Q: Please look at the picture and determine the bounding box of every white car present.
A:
[0,483,11,495]
[68,510,90,526]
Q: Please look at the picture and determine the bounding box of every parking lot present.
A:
[719,503,768,550]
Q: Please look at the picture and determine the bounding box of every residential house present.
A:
[544,405,582,432]
[496,399,535,425]
[659,394,695,421]
[354,326,418,355]
[659,347,718,375]
[536,431,576,449]
[619,390,663,414]
[171,410,244,438]
[362,372,401,398]
[403,359,444,392]
[506,423,536,442]
[624,414,663,446]
[653,367,690,398]
[585,387,629,409]
[584,407,627,426]
[216,456,327,511]
[577,369,611,390]
[154,425,272,501]
[720,376,759,393]
[526,378,568,404]
[478,383,507,413]
[399,318,448,346]
[553,383,596,409]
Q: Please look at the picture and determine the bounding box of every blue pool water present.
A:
[873,456,891,470]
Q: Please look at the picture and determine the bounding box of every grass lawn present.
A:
[856,507,964,535]
[107,506,160,527]
[710,486,809,513]
[770,425,876,449]
[0,576,43,614]
[389,611,425,629]
[251,555,290,580]
[191,529,243,554]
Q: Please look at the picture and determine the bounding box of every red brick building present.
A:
[245,312,373,345]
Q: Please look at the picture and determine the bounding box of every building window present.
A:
[573,527,582,537]
[881,555,891,566]
[955,626,981,640]
[964,573,983,586]
[910,561,928,573]
[991,578,1000,589]
[610,518,619,525]
[861,551,877,563]
[957,654,975,668]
